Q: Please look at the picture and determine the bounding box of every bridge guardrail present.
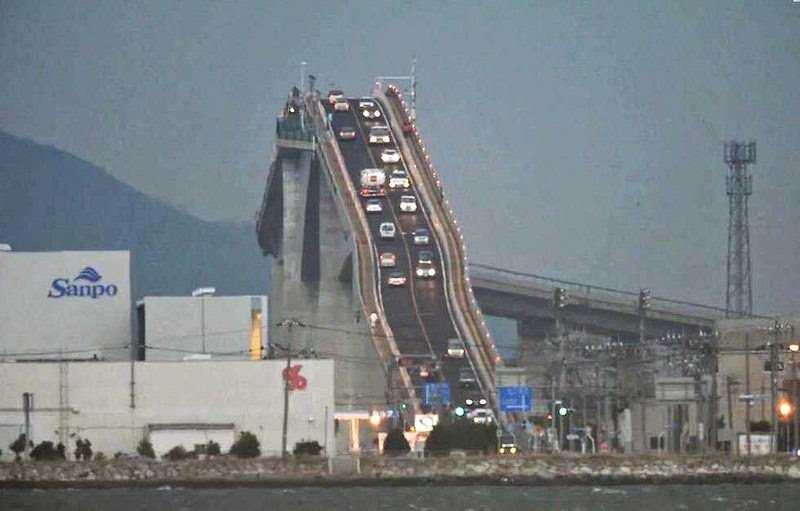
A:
[305,94,419,413]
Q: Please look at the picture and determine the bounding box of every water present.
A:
[2,483,799,511]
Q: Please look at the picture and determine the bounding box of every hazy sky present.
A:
[2,1,798,316]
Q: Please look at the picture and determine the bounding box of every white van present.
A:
[368,126,391,144]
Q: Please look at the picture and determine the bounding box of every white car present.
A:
[446,338,465,358]
[333,97,350,111]
[379,252,397,268]
[389,169,410,189]
[361,102,381,119]
[381,148,401,164]
[415,263,436,279]
[368,126,391,144]
[412,228,429,245]
[379,222,396,239]
[365,199,382,213]
[387,272,407,286]
[328,90,345,103]
[359,99,376,109]
[399,195,417,213]
[467,408,495,425]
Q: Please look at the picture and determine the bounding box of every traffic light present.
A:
[639,288,652,310]
[778,398,793,420]
[554,287,568,309]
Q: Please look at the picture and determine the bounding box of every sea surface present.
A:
[2,483,800,511]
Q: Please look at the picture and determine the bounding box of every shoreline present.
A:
[3,455,799,489]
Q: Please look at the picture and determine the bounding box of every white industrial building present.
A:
[0,250,131,361]
[136,294,269,361]
[0,360,335,459]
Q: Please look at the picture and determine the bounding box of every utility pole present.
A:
[726,375,735,444]
[554,287,568,405]
[769,328,779,453]
[278,318,302,461]
[709,331,719,450]
[22,393,33,456]
[791,341,799,454]
[745,333,751,456]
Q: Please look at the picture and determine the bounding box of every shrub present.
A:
[424,425,451,457]
[30,441,61,461]
[293,440,323,457]
[137,439,156,458]
[206,440,221,456]
[230,431,260,458]
[74,438,93,461]
[94,451,106,461]
[9,434,27,461]
[163,445,189,461]
[383,429,410,455]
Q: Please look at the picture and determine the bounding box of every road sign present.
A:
[499,386,532,412]
[424,383,451,406]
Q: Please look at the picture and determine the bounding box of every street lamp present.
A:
[790,343,799,454]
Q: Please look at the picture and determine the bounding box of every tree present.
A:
[229,431,260,458]
[137,439,156,459]
[9,434,27,461]
[424,425,451,457]
[163,445,189,461]
[56,443,66,459]
[30,441,61,461]
[74,438,93,461]
[383,429,410,456]
[205,440,221,457]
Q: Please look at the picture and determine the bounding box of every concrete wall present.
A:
[139,295,268,361]
[0,250,131,361]
[0,360,335,460]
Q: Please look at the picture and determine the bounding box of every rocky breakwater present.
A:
[2,455,800,487]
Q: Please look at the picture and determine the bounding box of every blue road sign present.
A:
[499,386,532,412]
[424,383,451,406]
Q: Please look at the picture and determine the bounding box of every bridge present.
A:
[255,84,721,436]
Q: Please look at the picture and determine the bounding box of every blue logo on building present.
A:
[47,266,119,299]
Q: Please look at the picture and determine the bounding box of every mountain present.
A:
[0,130,269,300]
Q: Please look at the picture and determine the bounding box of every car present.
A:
[412,228,430,245]
[368,126,391,144]
[333,97,350,111]
[446,338,465,358]
[418,250,433,264]
[379,252,397,268]
[379,222,396,239]
[380,148,401,164]
[402,121,414,135]
[389,169,410,189]
[362,104,382,119]
[328,90,345,103]
[415,262,436,279]
[338,126,357,140]
[387,272,407,286]
[365,199,383,213]
[459,367,476,388]
[498,433,518,454]
[359,99,376,109]
[399,195,417,213]
[467,408,495,424]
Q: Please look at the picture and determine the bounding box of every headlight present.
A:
[429,268,436,276]
[510,447,517,454]
[416,269,424,276]
[499,448,505,454]
[375,111,381,117]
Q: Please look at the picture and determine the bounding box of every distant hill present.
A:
[0,130,268,300]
